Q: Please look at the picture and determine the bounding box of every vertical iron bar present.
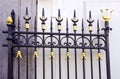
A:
[74,28,77,79]
[26,27,29,79]
[67,56,70,79]
[82,19,86,79]
[90,27,93,79]
[56,9,63,79]
[40,8,47,79]
[17,16,20,79]
[71,10,79,79]
[58,30,61,79]
[34,53,37,79]
[97,20,101,79]
[43,29,45,79]
[23,7,31,79]
[87,11,94,79]
[66,18,70,79]
[50,18,54,79]
[18,56,20,79]
[34,16,37,79]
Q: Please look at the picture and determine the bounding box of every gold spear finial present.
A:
[49,51,55,59]
[100,9,113,21]
[7,16,13,25]
[97,53,102,60]
[81,52,86,60]
[16,50,22,59]
[65,52,71,59]
[32,51,38,59]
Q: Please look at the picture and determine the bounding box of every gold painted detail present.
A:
[58,25,61,30]
[24,16,29,20]
[50,51,54,58]
[66,52,71,59]
[100,9,113,21]
[41,16,47,21]
[25,23,29,29]
[42,24,46,30]
[97,53,102,60]
[73,25,77,31]
[81,52,86,59]
[89,26,92,32]
[7,16,13,25]
[57,17,62,21]
[58,17,61,20]
[72,18,78,22]
[88,18,93,22]
[32,51,38,59]
[16,51,22,59]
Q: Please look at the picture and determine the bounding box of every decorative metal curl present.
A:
[76,36,90,47]
[45,35,59,46]
[61,36,74,46]
[28,35,43,46]
[92,37,105,47]
[14,34,26,45]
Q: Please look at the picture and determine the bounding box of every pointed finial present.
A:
[66,18,68,30]
[42,8,45,17]
[18,16,20,29]
[34,16,37,29]
[23,7,31,20]
[23,7,31,29]
[56,9,63,22]
[89,10,91,19]
[40,8,47,21]
[50,17,53,30]
[87,10,94,23]
[97,19,100,31]
[58,9,61,17]
[74,10,76,18]
[26,7,28,15]
[82,19,84,31]
[71,10,79,22]
[11,9,15,24]
[87,11,94,32]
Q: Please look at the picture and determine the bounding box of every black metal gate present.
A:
[2,8,112,79]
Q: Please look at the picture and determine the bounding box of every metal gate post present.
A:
[100,9,113,79]
[105,21,112,79]
[6,10,15,79]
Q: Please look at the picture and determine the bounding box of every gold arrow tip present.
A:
[33,51,38,58]
[16,51,22,59]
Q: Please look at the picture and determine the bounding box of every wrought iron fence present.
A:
[2,7,112,79]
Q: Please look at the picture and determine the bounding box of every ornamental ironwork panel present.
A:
[2,7,112,79]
